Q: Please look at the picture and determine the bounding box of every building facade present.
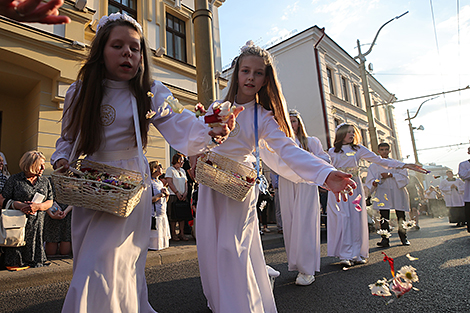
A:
[0,0,226,174]
[222,26,403,165]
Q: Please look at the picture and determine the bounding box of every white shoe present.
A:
[266,265,280,290]
[339,259,352,266]
[295,273,315,286]
[354,257,367,265]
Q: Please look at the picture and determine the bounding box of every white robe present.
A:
[326,145,403,260]
[278,136,330,275]
[439,178,465,207]
[365,163,410,211]
[458,160,470,202]
[196,100,336,313]
[52,79,213,313]
[149,179,170,251]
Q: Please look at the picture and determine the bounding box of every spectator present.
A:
[0,152,11,178]
[44,201,72,257]
[148,161,170,250]
[270,171,282,233]
[166,153,190,241]
[366,142,411,247]
[458,147,470,233]
[1,150,53,270]
[0,153,9,192]
[406,175,425,230]
[440,170,465,226]
[425,185,444,218]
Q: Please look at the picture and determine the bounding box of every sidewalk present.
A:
[0,224,285,292]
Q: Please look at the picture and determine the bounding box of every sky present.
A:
[218,0,470,173]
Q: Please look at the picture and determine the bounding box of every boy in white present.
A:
[366,143,410,247]
[458,147,470,233]
[440,169,465,226]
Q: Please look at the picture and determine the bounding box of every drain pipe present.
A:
[313,28,331,149]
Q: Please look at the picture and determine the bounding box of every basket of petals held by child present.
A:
[193,100,257,202]
[51,159,145,217]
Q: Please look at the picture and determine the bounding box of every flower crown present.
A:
[335,122,348,132]
[96,13,143,35]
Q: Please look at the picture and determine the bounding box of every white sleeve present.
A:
[307,137,331,164]
[51,82,78,166]
[458,161,470,180]
[394,168,410,189]
[365,163,380,190]
[258,111,334,186]
[357,145,404,168]
[148,81,214,156]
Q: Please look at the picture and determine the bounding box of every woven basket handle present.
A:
[131,97,146,182]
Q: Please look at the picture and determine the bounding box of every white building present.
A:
[222,26,403,162]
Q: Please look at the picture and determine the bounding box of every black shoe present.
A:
[401,240,411,246]
[377,240,390,248]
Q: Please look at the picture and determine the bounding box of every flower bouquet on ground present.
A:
[51,159,146,217]
[369,252,420,304]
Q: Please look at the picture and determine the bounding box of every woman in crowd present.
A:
[166,153,190,241]
[1,150,53,270]
[149,160,170,250]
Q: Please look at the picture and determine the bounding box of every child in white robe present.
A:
[195,42,357,313]
[327,124,425,267]
[278,109,330,286]
[51,13,241,313]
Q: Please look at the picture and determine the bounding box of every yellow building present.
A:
[0,0,226,175]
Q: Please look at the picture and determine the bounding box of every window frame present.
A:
[327,68,335,95]
[108,0,137,19]
[341,76,349,102]
[353,84,361,107]
[166,13,187,63]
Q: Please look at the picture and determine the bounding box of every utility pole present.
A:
[405,96,439,165]
[193,0,216,107]
[354,11,408,153]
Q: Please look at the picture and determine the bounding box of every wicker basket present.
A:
[195,151,256,202]
[51,159,146,218]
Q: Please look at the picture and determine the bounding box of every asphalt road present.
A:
[1,216,469,313]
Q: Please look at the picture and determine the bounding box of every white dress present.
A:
[326,145,403,261]
[149,179,170,250]
[365,163,410,211]
[52,79,214,313]
[196,100,336,313]
[278,136,330,276]
[458,160,470,202]
[439,178,465,207]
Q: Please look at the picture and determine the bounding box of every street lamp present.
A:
[405,96,439,165]
[354,11,409,153]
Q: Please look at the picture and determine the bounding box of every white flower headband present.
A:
[240,40,255,53]
[96,13,143,35]
[335,122,347,132]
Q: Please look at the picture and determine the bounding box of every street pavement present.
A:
[1,216,469,312]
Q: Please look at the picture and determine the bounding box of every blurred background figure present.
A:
[0,152,10,192]
[439,170,465,227]
[458,147,470,233]
[425,185,445,218]
[149,161,170,251]
[0,0,70,24]
[406,175,425,230]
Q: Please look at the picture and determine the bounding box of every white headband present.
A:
[96,13,143,35]
[335,122,347,132]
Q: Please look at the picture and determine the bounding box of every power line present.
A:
[417,142,469,151]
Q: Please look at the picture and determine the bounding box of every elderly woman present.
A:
[0,153,9,192]
[166,153,190,241]
[1,151,53,270]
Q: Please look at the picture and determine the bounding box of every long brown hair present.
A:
[289,109,310,152]
[224,44,293,138]
[333,123,361,153]
[63,18,152,156]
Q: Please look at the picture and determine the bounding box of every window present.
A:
[361,129,368,147]
[108,0,137,19]
[341,77,349,102]
[353,85,361,107]
[166,13,187,62]
[327,68,335,95]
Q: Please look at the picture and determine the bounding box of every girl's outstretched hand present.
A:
[324,170,357,202]
[0,0,71,24]
[208,106,244,144]
[403,163,428,174]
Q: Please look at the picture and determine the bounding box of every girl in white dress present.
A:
[51,13,241,313]
[278,109,330,286]
[439,169,465,226]
[326,124,425,267]
[195,42,357,313]
[149,160,170,250]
